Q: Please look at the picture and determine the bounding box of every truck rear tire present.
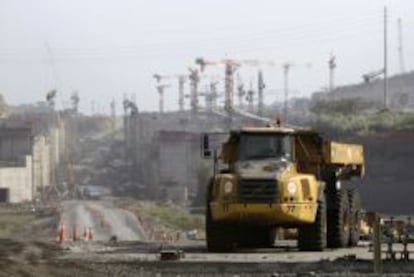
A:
[327,188,350,248]
[298,193,327,251]
[348,189,361,247]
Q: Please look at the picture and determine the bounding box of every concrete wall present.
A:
[32,135,51,199]
[156,131,200,202]
[0,156,32,203]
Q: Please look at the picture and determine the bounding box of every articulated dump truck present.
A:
[201,125,364,252]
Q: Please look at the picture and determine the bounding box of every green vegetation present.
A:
[311,111,414,135]
[0,213,36,238]
[120,200,204,231]
[308,98,414,135]
[310,98,377,116]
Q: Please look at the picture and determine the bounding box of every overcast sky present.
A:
[0,0,413,114]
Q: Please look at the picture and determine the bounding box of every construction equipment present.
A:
[202,123,364,252]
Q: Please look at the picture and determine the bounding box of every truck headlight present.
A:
[287,182,297,196]
[223,181,233,194]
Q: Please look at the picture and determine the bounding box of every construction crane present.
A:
[195,58,241,113]
[188,67,201,112]
[328,53,337,92]
[46,89,57,108]
[123,99,138,115]
[209,81,220,110]
[246,81,255,113]
[236,74,246,109]
[156,84,171,114]
[257,70,265,117]
[153,74,187,112]
[362,68,385,83]
[196,57,281,114]
[110,99,116,134]
[70,91,80,113]
[279,62,311,122]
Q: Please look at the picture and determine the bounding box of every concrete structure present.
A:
[124,111,263,203]
[0,112,68,203]
[153,131,200,202]
[0,156,33,202]
[0,124,33,203]
[32,135,51,199]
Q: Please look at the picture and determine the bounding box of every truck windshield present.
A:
[238,133,291,161]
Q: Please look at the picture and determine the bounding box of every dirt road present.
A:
[60,200,146,242]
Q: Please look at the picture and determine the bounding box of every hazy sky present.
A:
[0,0,413,114]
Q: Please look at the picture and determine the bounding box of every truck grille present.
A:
[239,179,278,203]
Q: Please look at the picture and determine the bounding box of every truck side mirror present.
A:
[201,134,212,158]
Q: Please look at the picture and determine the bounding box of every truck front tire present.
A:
[298,193,327,251]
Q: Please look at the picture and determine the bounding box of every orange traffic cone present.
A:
[72,225,78,241]
[87,227,93,241]
[58,224,66,243]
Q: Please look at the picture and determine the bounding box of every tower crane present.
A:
[153,73,187,112]
[236,75,246,109]
[46,89,57,108]
[210,81,220,110]
[188,67,201,112]
[155,84,171,114]
[195,58,241,113]
[257,69,269,117]
[123,99,138,115]
[70,91,80,113]
[362,68,385,83]
[246,80,255,113]
[195,57,280,113]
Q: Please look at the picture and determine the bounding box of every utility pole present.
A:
[373,213,383,273]
[383,6,388,110]
[122,94,130,159]
[283,64,290,122]
[110,99,116,134]
[257,70,265,117]
[329,53,336,92]
[397,18,405,74]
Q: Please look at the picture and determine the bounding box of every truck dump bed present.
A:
[323,141,365,178]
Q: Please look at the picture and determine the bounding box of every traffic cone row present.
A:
[58,224,93,243]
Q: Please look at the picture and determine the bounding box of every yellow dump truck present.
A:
[202,125,364,252]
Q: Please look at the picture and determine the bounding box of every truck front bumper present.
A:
[210,202,317,225]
